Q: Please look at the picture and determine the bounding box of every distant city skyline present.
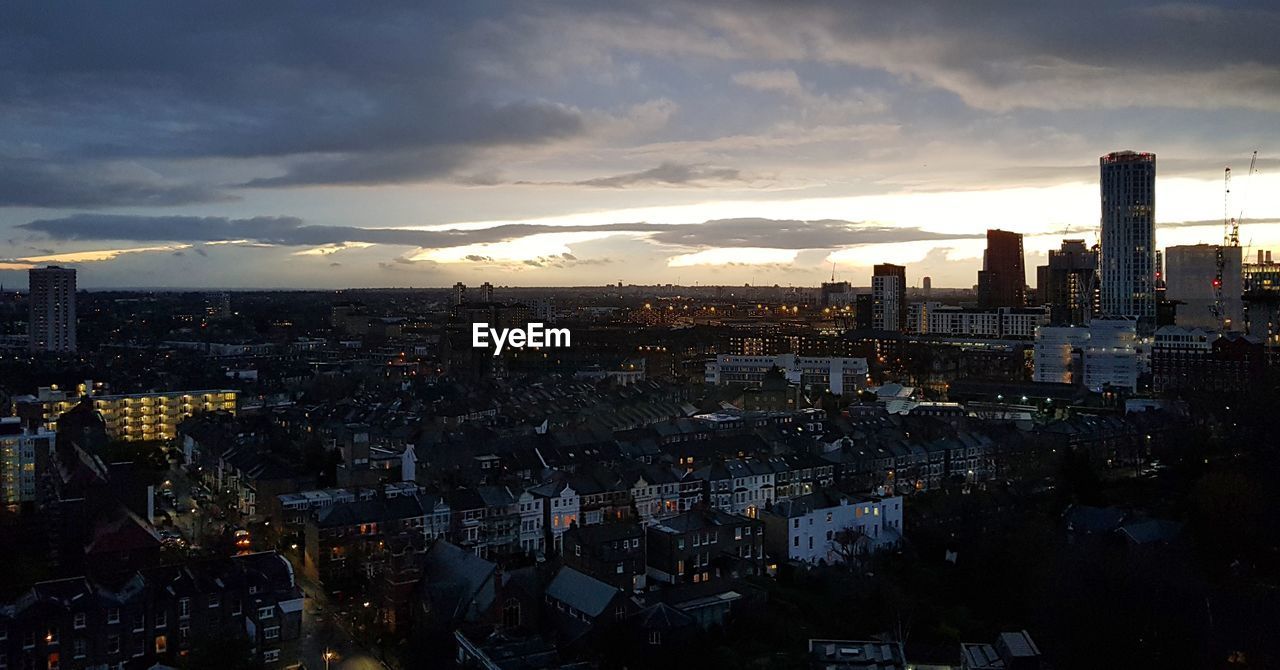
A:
[1,2,1278,289]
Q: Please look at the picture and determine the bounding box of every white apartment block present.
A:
[705,354,869,395]
[872,275,903,331]
[1,418,54,506]
[911,304,1049,339]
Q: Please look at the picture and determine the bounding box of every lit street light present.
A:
[323,649,337,670]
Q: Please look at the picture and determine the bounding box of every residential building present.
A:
[977,229,1026,308]
[563,522,647,592]
[872,264,907,331]
[761,490,903,565]
[543,566,632,645]
[820,281,853,308]
[910,304,1048,339]
[705,354,869,395]
[0,418,53,506]
[1152,326,1265,393]
[1165,244,1243,330]
[0,552,303,670]
[645,509,764,586]
[15,385,237,442]
[28,265,76,353]
[807,639,906,670]
[302,494,427,589]
[1036,239,1099,325]
[528,480,580,553]
[1100,150,1157,331]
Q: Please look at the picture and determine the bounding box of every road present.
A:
[296,569,389,670]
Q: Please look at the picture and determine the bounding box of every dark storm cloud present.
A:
[0,160,230,207]
[19,214,971,251]
[0,2,584,194]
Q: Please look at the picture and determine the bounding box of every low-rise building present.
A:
[645,509,764,586]
[761,490,903,565]
[302,494,426,590]
[15,385,237,442]
[0,552,303,670]
[563,522,647,592]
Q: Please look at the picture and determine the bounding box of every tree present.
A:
[184,629,256,670]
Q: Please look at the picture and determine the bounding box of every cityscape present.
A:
[2,3,1280,670]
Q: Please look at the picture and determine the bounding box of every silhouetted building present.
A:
[1100,151,1157,331]
[1036,239,1098,325]
[977,229,1025,308]
[28,266,76,353]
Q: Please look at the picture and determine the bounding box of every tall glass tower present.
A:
[1099,151,1156,332]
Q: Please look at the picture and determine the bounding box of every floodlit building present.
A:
[1,417,54,506]
[14,384,237,441]
[1033,318,1138,392]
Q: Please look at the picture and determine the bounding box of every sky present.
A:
[2,1,1279,290]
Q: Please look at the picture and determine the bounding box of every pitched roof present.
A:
[545,567,618,618]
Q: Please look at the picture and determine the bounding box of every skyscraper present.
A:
[1036,239,1099,325]
[1100,150,1157,331]
[872,264,906,332]
[28,266,76,353]
[977,229,1026,308]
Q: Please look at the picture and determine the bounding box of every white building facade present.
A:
[763,492,904,565]
[705,354,869,395]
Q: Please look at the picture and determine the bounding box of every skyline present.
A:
[2,2,1279,289]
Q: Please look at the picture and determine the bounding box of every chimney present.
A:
[1268,251,1274,264]
[1260,250,1266,264]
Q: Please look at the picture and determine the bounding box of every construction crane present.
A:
[1213,166,1231,325]
[1214,150,1260,329]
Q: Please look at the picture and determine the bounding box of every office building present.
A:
[1165,244,1243,330]
[1036,239,1099,325]
[14,385,237,442]
[872,264,907,331]
[704,354,869,395]
[1099,151,1157,331]
[1,417,54,506]
[28,265,77,353]
[977,229,1026,308]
